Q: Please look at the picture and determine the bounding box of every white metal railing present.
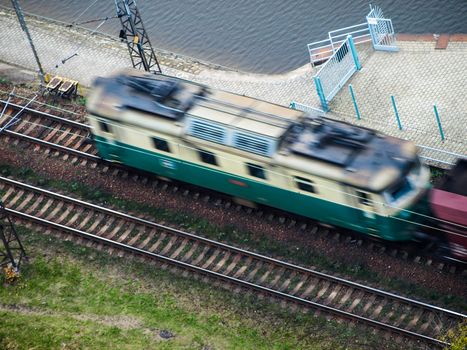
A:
[366,5,398,51]
[308,23,371,66]
[417,145,467,167]
[289,101,325,117]
[290,101,466,167]
[308,5,397,66]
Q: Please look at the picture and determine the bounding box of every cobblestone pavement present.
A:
[0,9,465,166]
[328,40,467,165]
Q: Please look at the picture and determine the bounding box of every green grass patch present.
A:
[75,96,87,106]
[0,311,158,350]
[0,162,465,312]
[0,227,397,350]
[429,166,446,184]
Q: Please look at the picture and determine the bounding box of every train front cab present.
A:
[354,160,431,242]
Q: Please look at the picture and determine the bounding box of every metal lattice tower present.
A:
[0,202,27,273]
[115,0,162,74]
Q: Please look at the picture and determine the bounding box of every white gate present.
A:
[313,35,361,111]
[366,5,398,52]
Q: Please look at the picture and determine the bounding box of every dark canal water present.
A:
[2,0,466,73]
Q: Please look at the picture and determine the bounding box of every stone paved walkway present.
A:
[0,9,465,166]
[327,39,467,165]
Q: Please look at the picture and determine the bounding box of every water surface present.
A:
[2,0,466,73]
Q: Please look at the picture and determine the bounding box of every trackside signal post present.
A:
[0,201,27,281]
[115,0,162,74]
[0,89,28,280]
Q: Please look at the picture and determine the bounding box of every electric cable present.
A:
[70,0,100,26]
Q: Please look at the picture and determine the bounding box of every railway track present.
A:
[0,99,98,160]
[0,90,87,123]
[0,98,466,274]
[1,175,465,348]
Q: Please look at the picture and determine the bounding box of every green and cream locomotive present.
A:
[86,69,431,241]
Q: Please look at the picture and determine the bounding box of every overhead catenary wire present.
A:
[0,94,37,133]
[0,95,464,240]
[4,88,462,168]
[55,17,113,68]
[68,15,119,27]
[69,0,100,25]
[54,1,117,69]
[0,91,81,116]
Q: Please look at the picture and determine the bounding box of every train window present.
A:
[152,137,171,153]
[198,150,217,165]
[386,178,412,202]
[294,176,317,193]
[99,121,111,133]
[246,163,266,179]
[356,191,372,206]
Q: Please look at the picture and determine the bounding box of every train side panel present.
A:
[90,124,417,241]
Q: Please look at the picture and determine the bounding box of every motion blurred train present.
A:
[86,69,466,262]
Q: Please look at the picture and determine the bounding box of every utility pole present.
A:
[115,0,162,74]
[11,0,46,84]
[0,201,27,280]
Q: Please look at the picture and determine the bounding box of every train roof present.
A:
[190,90,301,138]
[87,69,421,192]
[277,118,419,191]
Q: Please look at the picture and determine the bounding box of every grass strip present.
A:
[0,226,398,350]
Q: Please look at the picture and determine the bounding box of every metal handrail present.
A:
[328,22,368,36]
[308,22,371,65]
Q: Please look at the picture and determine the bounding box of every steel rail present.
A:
[3,206,452,348]
[0,99,89,129]
[1,176,465,322]
[0,100,100,161]
[2,103,465,276]
[2,130,100,161]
